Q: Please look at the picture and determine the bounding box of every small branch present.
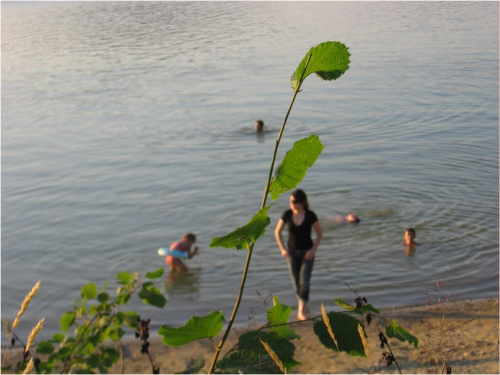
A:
[61,315,99,373]
[374,320,402,374]
[118,339,125,374]
[346,283,402,373]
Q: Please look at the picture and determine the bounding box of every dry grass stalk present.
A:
[260,339,287,374]
[25,318,45,354]
[357,323,369,357]
[3,318,12,340]
[421,281,473,372]
[12,280,41,331]
[321,303,339,351]
[22,358,34,374]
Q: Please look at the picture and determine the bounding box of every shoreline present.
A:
[4,297,497,374]
[115,296,500,374]
[118,296,500,374]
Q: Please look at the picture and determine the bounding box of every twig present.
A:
[374,318,402,373]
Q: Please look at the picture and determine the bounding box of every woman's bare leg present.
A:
[298,299,308,320]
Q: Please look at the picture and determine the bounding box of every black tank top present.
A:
[281,209,318,251]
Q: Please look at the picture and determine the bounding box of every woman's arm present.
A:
[275,218,290,258]
[305,220,323,260]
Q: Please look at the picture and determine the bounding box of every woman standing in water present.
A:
[275,189,323,320]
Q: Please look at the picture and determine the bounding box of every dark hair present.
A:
[406,228,416,236]
[183,233,197,242]
[256,119,264,126]
[291,189,309,210]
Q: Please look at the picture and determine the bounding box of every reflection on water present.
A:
[238,127,277,144]
[256,131,265,144]
[404,245,417,257]
[163,270,201,299]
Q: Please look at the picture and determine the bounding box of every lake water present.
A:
[2,1,498,345]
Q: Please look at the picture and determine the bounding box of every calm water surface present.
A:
[2,1,498,344]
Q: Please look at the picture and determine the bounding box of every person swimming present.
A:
[402,228,418,246]
[334,213,360,223]
[402,228,418,256]
[255,119,264,131]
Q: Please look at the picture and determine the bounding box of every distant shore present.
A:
[3,297,498,374]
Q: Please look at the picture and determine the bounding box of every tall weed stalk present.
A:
[207,54,313,373]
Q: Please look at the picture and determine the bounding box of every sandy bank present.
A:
[111,297,498,374]
[3,297,498,374]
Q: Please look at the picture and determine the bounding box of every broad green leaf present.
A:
[97,326,112,343]
[138,282,166,308]
[37,362,54,374]
[87,347,119,372]
[97,292,109,303]
[101,281,110,292]
[176,357,206,374]
[314,311,367,357]
[81,283,98,300]
[269,135,325,200]
[354,304,380,315]
[210,206,271,250]
[52,333,64,343]
[291,41,350,91]
[385,319,419,348]
[216,330,300,374]
[145,268,164,279]
[333,298,380,315]
[159,310,225,347]
[267,296,299,340]
[75,305,87,318]
[36,341,54,355]
[96,314,112,329]
[109,327,125,342]
[122,311,140,329]
[115,287,131,305]
[60,311,76,333]
[334,297,355,310]
[116,271,134,285]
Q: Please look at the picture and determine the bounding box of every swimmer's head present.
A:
[404,228,416,243]
[255,120,264,131]
[346,213,360,223]
[183,233,197,243]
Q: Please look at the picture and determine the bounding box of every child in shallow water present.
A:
[166,233,199,272]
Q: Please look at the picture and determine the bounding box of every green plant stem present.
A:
[208,242,254,373]
[375,321,402,374]
[61,316,97,373]
[208,53,312,375]
[345,283,402,374]
[261,53,313,208]
[61,283,139,373]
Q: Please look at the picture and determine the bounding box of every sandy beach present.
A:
[109,297,498,374]
[3,297,498,374]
